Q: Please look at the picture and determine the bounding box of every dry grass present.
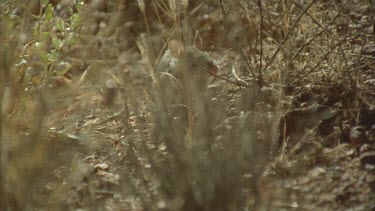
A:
[1,0,374,210]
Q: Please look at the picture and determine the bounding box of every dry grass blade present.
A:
[290,37,346,86]
[264,0,316,71]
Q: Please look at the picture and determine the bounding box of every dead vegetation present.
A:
[1,0,375,210]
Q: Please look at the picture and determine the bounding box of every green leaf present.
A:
[39,51,49,64]
[41,31,50,40]
[44,4,53,21]
[56,61,72,75]
[67,7,74,16]
[76,1,85,12]
[52,35,63,50]
[47,49,60,62]
[70,14,81,30]
[55,19,65,32]
[65,32,76,45]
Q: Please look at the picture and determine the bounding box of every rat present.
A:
[156,39,218,92]
[154,39,218,128]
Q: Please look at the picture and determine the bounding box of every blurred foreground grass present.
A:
[1,0,375,210]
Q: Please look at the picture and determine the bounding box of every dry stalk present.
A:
[264,0,316,72]
[257,0,264,88]
[290,36,347,86]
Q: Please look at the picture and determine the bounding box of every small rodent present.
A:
[155,40,218,132]
[156,39,218,91]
